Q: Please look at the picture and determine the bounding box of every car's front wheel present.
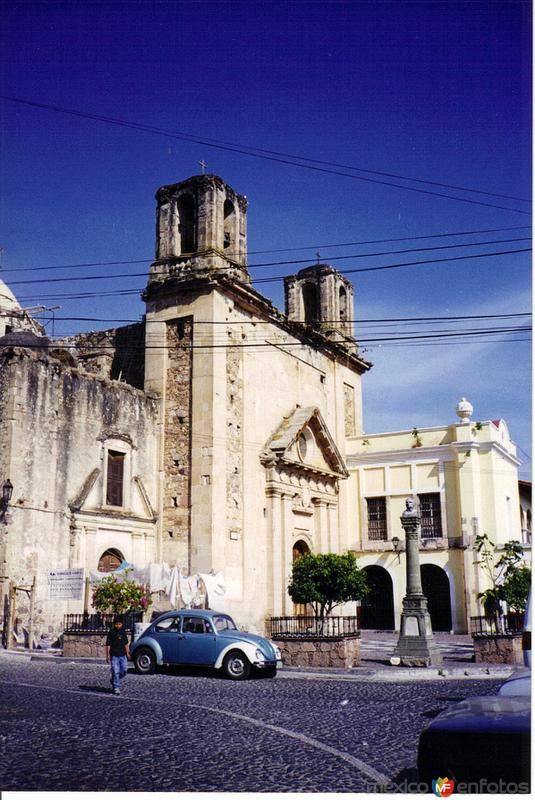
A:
[222,650,251,680]
[133,647,157,675]
[263,665,277,678]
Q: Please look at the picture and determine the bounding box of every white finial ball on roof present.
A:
[456,397,473,423]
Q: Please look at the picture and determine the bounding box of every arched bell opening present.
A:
[177,193,196,253]
[223,198,235,251]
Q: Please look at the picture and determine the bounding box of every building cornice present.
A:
[347,440,521,468]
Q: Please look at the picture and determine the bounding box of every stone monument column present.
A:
[391,499,442,667]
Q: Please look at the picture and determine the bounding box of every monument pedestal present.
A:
[391,594,442,667]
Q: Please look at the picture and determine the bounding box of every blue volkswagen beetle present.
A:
[130,609,282,680]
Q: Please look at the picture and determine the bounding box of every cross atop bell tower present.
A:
[149,173,250,286]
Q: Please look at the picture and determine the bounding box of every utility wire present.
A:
[29,312,530,325]
[19,326,531,349]
[2,230,531,274]
[0,94,530,215]
[6,246,531,288]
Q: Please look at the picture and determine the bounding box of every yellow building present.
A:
[346,401,526,633]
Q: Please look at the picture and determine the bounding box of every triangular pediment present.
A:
[261,406,348,478]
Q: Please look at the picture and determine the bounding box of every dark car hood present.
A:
[425,696,531,735]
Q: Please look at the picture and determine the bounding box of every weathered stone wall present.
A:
[473,634,524,665]
[72,323,146,389]
[62,631,107,659]
[0,348,159,642]
[161,318,193,567]
[226,329,243,540]
[274,636,361,668]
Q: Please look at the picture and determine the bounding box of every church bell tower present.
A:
[149,173,250,285]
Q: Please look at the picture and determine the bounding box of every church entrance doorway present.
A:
[97,548,124,573]
[292,539,311,615]
[360,565,395,630]
[421,564,452,631]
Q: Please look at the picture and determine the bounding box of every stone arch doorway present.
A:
[360,565,395,630]
[421,564,452,632]
[97,548,124,573]
[292,539,311,615]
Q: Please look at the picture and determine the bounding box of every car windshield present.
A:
[213,614,237,631]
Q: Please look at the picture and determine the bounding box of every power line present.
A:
[12,325,530,350]
[6,246,531,288]
[2,229,531,274]
[28,312,530,325]
[254,247,531,283]
[0,94,530,215]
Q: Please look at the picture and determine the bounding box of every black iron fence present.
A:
[63,611,142,634]
[267,615,359,639]
[470,613,524,637]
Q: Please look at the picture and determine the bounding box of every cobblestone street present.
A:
[0,655,502,792]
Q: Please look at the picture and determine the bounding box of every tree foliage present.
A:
[288,552,368,619]
[474,534,530,616]
[92,571,152,615]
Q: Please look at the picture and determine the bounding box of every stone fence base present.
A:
[273,635,360,668]
[472,633,523,665]
[63,632,107,659]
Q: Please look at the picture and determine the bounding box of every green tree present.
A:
[474,534,529,617]
[501,566,532,613]
[288,552,368,623]
[92,571,152,616]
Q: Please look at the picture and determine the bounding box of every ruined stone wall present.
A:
[0,348,159,642]
[73,323,146,389]
[161,318,193,567]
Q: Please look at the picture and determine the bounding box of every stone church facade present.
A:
[0,173,370,641]
[0,172,526,643]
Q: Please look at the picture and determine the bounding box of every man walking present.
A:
[106,614,130,695]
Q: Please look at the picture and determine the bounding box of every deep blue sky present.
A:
[0,1,531,475]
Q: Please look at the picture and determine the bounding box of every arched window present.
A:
[98,548,124,573]
[302,283,318,324]
[177,194,196,253]
[223,199,235,250]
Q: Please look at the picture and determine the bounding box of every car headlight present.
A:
[255,648,266,662]
[269,640,281,659]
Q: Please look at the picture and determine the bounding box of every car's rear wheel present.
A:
[133,647,157,675]
[223,650,251,680]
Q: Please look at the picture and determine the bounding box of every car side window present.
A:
[182,617,212,634]
[155,617,180,633]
